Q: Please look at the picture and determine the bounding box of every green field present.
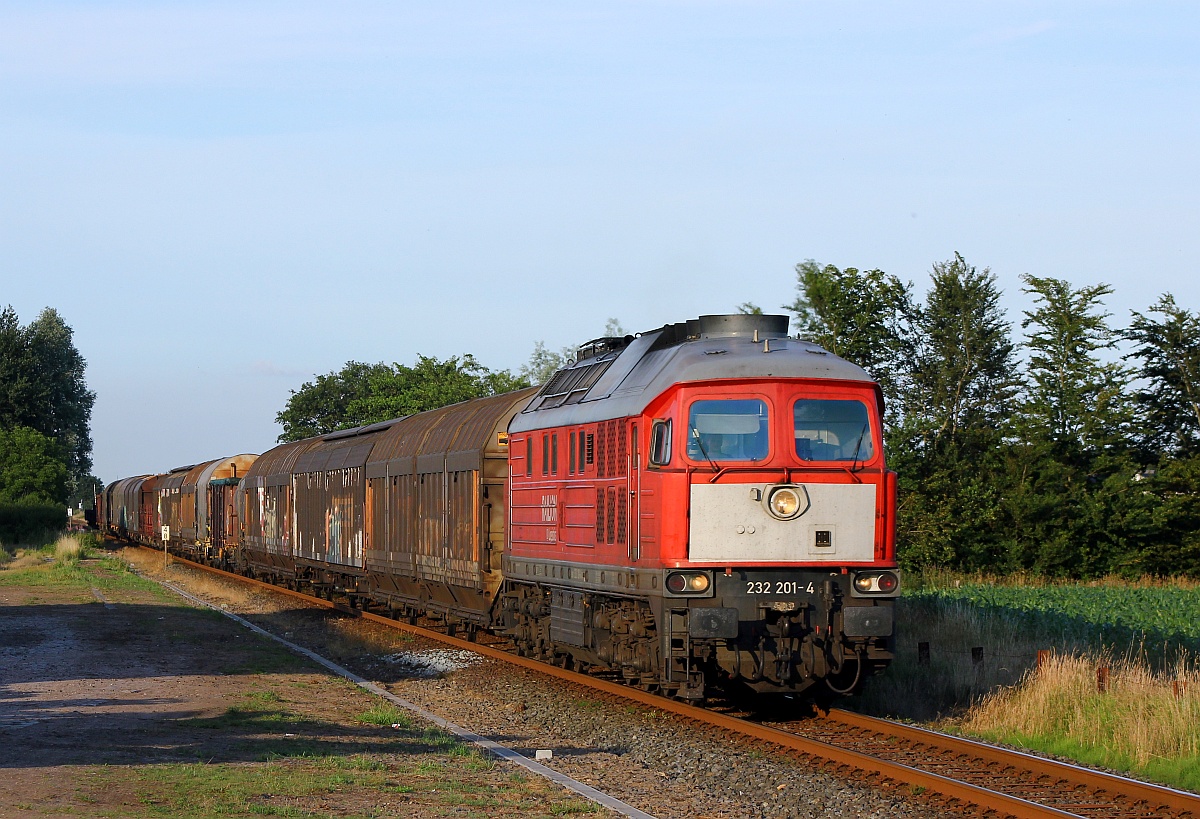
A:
[908,576,1200,659]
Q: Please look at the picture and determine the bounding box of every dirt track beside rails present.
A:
[0,554,613,818]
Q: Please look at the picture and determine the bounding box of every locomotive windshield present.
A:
[687,399,769,462]
[793,399,875,462]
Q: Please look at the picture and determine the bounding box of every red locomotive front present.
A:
[503,314,899,699]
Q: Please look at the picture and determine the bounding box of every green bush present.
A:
[0,503,66,548]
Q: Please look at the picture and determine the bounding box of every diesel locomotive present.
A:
[99,314,899,700]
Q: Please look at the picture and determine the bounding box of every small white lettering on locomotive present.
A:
[746,581,816,595]
[540,494,558,523]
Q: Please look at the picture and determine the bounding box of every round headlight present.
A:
[768,487,802,519]
[854,574,875,592]
[877,572,898,593]
[666,572,710,594]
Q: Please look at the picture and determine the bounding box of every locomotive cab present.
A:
[643,376,897,696]
[504,314,900,700]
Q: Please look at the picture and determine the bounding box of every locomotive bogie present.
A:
[493,559,895,697]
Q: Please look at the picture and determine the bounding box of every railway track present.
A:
[135,544,1199,819]
[772,710,1197,819]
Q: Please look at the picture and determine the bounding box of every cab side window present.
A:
[649,420,672,466]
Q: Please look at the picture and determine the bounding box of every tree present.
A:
[1138,455,1200,576]
[22,308,96,490]
[274,361,388,442]
[276,355,529,442]
[519,341,573,386]
[892,254,1020,571]
[1005,276,1133,575]
[1124,294,1200,457]
[346,355,526,422]
[736,302,763,315]
[0,306,95,497]
[519,318,629,386]
[1017,275,1130,456]
[1122,295,1200,576]
[902,254,1019,449]
[785,261,914,412]
[0,426,70,505]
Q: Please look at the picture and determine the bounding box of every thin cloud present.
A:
[249,360,308,378]
[966,20,1056,48]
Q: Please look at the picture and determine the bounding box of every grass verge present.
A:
[0,535,169,597]
[960,652,1200,792]
[849,571,1200,793]
[80,748,599,818]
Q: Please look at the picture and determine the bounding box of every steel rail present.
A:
[132,544,1197,819]
[825,708,1200,817]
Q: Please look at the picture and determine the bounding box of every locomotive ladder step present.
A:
[666,607,693,686]
[668,607,691,654]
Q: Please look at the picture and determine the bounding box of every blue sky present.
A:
[2,1,1197,485]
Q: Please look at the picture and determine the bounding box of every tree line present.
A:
[771,254,1200,578]
[274,318,628,442]
[278,260,1198,579]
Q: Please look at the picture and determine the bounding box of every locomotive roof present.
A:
[508,313,874,433]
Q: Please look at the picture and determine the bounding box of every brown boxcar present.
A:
[199,454,258,557]
[105,475,150,538]
[164,454,259,562]
[290,421,397,574]
[154,464,196,546]
[137,474,164,543]
[235,388,536,623]
[361,389,538,623]
[237,436,324,577]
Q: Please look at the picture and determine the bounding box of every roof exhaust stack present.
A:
[690,314,789,340]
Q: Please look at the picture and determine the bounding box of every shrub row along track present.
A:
[144,546,1198,819]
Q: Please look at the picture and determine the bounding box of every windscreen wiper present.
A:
[690,426,719,472]
[850,424,868,473]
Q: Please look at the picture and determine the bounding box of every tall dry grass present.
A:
[0,532,97,573]
[961,651,1200,787]
[2,548,49,571]
[854,571,1200,721]
[54,534,84,563]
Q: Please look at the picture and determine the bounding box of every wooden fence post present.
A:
[1097,666,1109,693]
[1036,649,1051,669]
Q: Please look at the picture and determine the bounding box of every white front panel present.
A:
[689,482,876,562]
